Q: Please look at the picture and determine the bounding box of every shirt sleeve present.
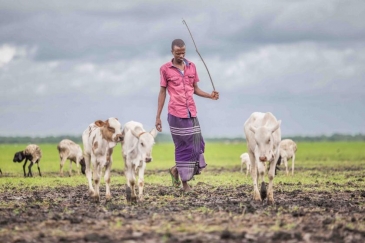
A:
[193,63,200,83]
[160,67,167,87]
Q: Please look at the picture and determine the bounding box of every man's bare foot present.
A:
[182,181,192,192]
[170,166,179,181]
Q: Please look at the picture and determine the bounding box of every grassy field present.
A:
[1,142,364,190]
[1,142,365,242]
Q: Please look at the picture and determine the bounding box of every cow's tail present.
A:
[274,155,281,175]
[260,181,267,201]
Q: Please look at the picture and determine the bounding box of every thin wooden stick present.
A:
[182,19,216,91]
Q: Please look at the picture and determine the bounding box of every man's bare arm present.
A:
[194,83,219,100]
[155,86,167,132]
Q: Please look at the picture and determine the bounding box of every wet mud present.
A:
[1,172,365,243]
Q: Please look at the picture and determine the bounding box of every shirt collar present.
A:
[169,58,190,68]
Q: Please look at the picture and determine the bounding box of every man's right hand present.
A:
[155,118,162,132]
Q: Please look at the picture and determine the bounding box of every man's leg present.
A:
[182,181,192,191]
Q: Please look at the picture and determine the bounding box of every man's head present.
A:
[171,39,186,64]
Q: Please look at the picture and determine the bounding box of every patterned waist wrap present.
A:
[168,113,207,181]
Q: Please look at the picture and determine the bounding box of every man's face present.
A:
[172,45,186,64]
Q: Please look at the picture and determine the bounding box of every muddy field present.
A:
[1,169,365,243]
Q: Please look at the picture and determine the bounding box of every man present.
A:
[155,39,219,192]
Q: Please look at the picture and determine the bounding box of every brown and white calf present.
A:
[240,152,251,176]
[121,121,158,203]
[278,139,298,176]
[57,139,86,176]
[244,112,281,204]
[13,144,42,177]
[82,118,123,202]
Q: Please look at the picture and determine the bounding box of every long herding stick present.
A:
[182,19,216,91]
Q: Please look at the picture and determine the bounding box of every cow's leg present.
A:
[249,151,261,201]
[284,157,289,176]
[125,159,137,204]
[92,161,101,202]
[246,162,250,176]
[37,160,41,177]
[138,162,146,201]
[68,159,73,177]
[292,154,295,176]
[257,161,267,201]
[59,156,67,177]
[240,162,243,173]
[267,151,279,205]
[85,154,95,197]
[28,162,34,177]
[23,159,28,177]
[123,155,132,203]
[104,159,112,201]
[76,159,80,175]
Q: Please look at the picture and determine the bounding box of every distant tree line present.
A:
[0,133,364,144]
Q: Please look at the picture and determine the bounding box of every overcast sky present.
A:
[1,0,364,138]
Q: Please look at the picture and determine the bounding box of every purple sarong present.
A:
[168,113,207,182]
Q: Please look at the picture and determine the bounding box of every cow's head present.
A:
[250,120,281,162]
[79,157,86,175]
[13,151,25,163]
[94,117,123,143]
[131,126,158,163]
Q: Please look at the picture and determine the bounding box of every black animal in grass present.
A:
[13,144,42,177]
[0,168,2,176]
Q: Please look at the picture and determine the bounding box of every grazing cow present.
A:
[244,112,281,204]
[278,139,298,176]
[82,118,123,202]
[13,144,42,177]
[0,168,2,175]
[57,139,86,176]
[121,121,158,203]
[240,152,251,176]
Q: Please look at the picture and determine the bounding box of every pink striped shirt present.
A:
[160,58,200,118]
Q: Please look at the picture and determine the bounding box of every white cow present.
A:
[121,121,158,203]
[240,153,251,176]
[82,118,123,202]
[244,112,281,204]
[278,139,298,176]
[57,139,85,177]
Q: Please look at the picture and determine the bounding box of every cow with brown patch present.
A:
[82,117,123,202]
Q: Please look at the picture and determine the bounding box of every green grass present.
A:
[1,142,365,191]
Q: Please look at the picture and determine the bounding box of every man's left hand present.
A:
[211,91,219,100]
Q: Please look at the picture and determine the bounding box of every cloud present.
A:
[0,0,364,137]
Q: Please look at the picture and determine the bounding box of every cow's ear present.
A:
[94,120,105,127]
[150,128,158,138]
[270,120,281,133]
[131,126,144,138]
[115,118,118,121]
[249,125,257,134]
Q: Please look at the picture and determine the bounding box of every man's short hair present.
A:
[171,39,185,50]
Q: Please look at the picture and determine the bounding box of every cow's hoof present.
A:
[267,198,275,205]
[106,194,112,201]
[92,194,100,203]
[88,189,95,197]
[138,195,144,202]
[253,191,262,202]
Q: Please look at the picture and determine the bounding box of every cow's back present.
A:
[280,139,296,157]
[82,123,99,155]
[25,144,42,160]
[58,139,81,161]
